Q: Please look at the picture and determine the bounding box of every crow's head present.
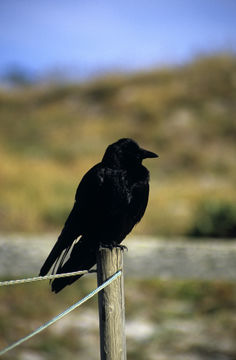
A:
[102,138,158,169]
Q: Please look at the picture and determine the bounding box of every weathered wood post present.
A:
[97,247,126,360]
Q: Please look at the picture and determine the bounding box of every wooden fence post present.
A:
[97,247,126,360]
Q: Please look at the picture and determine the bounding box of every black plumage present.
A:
[39,138,158,293]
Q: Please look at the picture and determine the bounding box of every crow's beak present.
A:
[140,148,159,159]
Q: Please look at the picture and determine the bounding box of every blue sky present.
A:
[0,0,235,78]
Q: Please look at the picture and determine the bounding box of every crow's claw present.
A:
[99,243,128,251]
[116,244,128,251]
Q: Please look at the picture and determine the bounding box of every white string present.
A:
[0,270,96,286]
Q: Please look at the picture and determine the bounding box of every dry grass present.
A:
[0,54,236,235]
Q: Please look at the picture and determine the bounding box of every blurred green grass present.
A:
[0,54,236,235]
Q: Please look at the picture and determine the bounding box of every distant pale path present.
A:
[0,234,236,280]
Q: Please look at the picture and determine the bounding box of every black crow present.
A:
[39,138,158,293]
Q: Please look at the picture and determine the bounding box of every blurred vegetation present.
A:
[0,54,236,236]
[189,201,236,238]
[0,277,236,359]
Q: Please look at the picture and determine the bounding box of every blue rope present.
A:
[0,270,121,356]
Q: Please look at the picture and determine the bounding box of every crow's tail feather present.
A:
[40,203,81,277]
[51,237,97,293]
[39,236,69,277]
